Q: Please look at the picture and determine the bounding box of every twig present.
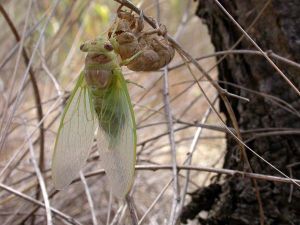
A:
[155,0,160,23]
[138,179,173,225]
[176,95,218,220]
[137,80,192,124]
[162,66,179,225]
[169,49,300,71]
[80,171,98,225]
[106,191,113,225]
[126,194,139,225]
[110,203,127,225]
[14,190,59,225]
[0,182,82,225]
[82,164,300,187]
[220,88,250,102]
[25,120,53,225]
[173,78,300,118]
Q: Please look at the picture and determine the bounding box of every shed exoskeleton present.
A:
[108,6,175,71]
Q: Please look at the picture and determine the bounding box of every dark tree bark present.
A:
[181,1,300,224]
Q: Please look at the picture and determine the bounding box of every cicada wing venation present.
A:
[52,73,96,190]
[97,78,136,199]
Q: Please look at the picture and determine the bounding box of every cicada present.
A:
[108,7,175,71]
[52,37,136,199]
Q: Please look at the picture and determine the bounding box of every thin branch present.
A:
[169,49,300,71]
[80,171,98,225]
[162,67,179,225]
[138,179,173,225]
[25,121,52,225]
[82,164,300,186]
[110,203,127,225]
[0,182,82,225]
[106,192,113,225]
[176,95,218,220]
[125,194,138,225]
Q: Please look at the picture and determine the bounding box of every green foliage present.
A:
[93,3,110,24]
[83,3,112,36]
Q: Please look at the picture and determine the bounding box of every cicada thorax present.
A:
[84,53,114,89]
[108,9,175,71]
[80,38,126,139]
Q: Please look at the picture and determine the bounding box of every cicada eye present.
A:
[104,43,113,51]
[79,43,85,51]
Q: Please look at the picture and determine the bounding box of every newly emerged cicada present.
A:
[52,37,137,199]
[108,6,175,71]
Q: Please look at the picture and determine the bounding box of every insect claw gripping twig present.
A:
[153,36,169,50]
[137,9,145,32]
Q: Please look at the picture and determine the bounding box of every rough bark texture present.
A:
[181,1,300,224]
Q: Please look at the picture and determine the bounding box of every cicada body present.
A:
[52,37,136,199]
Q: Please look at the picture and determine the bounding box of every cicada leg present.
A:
[125,79,145,89]
[117,4,135,25]
[152,36,170,50]
[133,10,144,33]
[108,18,121,53]
[140,23,167,37]
[120,50,143,66]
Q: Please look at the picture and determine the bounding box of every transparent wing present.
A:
[97,74,136,199]
[52,73,96,190]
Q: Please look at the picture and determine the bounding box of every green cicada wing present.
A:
[97,71,136,199]
[52,72,96,190]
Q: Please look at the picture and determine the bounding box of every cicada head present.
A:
[80,37,118,89]
[80,37,114,54]
[80,37,116,67]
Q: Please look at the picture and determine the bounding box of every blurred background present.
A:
[0,0,225,224]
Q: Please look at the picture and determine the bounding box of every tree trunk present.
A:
[181,1,300,224]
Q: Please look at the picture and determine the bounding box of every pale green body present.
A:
[52,37,136,198]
